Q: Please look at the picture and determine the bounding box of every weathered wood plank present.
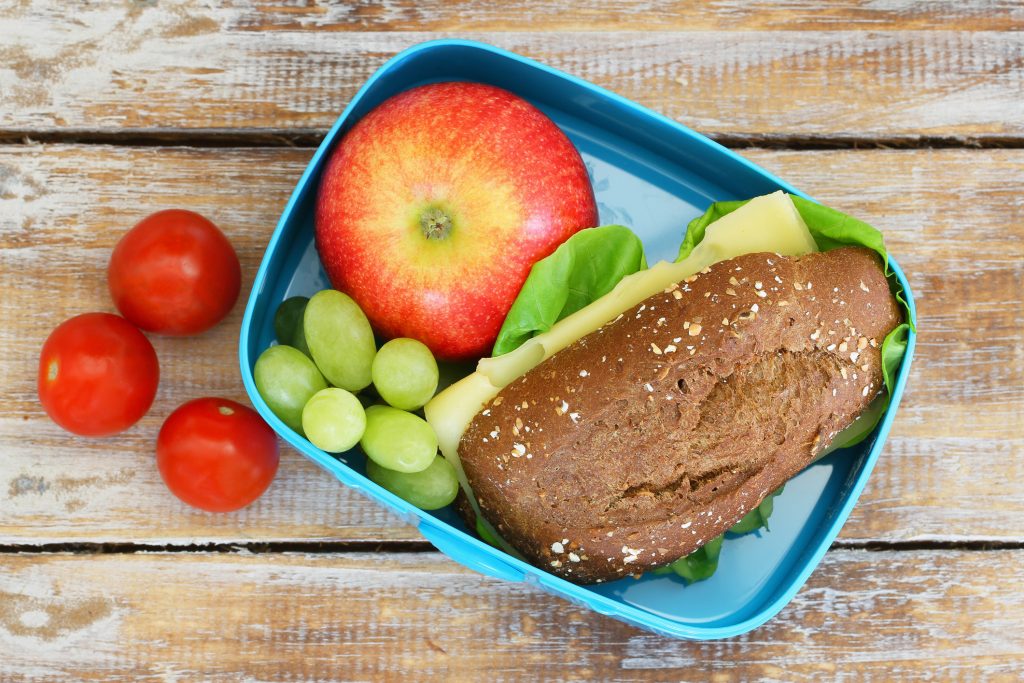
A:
[0,549,1021,681]
[211,0,1024,32]
[1,2,1022,137]
[1,145,1021,545]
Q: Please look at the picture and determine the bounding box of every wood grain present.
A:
[211,0,1024,32]
[1,3,1022,138]
[1,144,1021,546]
[0,549,1022,681]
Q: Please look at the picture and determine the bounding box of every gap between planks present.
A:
[2,129,1024,150]
[1,538,1023,556]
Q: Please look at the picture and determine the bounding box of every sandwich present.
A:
[425,192,906,584]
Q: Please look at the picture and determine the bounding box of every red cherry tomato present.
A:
[38,312,160,437]
[157,398,279,512]
[108,209,241,336]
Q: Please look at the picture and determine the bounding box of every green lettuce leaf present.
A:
[728,484,785,535]
[476,517,503,549]
[820,397,887,455]
[675,200,747,262]
[654,483,781,583]
[678,195,887,265]
[881,323,911,392]
[817,321,911,456]
[789,196,888,264]
[491,225,646,357]
[675,479,785,585]
[668,534,723,583]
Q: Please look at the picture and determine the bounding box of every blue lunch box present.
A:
[238,39,917,640]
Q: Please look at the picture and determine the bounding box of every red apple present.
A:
[315,82,598,361]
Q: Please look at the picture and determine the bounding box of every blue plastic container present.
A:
[239,39,916,640]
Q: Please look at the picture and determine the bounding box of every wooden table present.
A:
[2,2,1022,680]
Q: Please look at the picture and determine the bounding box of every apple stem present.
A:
[420,206,453,240]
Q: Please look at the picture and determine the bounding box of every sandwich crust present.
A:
[460,246,903,584]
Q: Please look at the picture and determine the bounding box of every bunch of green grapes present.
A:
[254,291,458,510]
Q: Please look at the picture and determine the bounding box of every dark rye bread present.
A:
[459,246,902,584]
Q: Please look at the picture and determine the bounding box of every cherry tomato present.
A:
[157,398,279,512]
[108,209,241,336]
[38,312,160,437]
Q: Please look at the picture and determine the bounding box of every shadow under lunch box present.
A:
[239,39,917,640]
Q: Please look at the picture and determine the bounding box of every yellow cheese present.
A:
[423,191,818,527]
[422,370,498,508]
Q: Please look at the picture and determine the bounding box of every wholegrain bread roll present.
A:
[458,246,902,584]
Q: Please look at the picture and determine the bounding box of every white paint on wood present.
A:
[223,0,1024,32]
[0,3,1022,135]
[0,550,1022,680]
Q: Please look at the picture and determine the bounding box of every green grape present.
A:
[254,345,326,434]
[274,296,310,356]
[304,290,375,392]
[366,455,458,510]
[360,405,437,473]
[371,338,439,411]
[301,388,366,453]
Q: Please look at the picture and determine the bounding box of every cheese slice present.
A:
[424,191,818,531]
